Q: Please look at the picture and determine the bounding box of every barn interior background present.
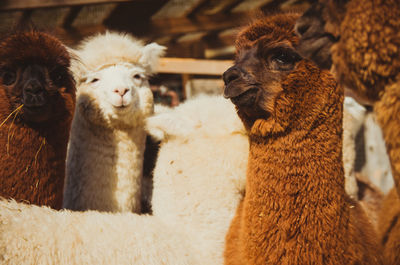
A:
[0,0,313,106]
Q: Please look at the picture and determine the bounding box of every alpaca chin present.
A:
[21,105,51,123]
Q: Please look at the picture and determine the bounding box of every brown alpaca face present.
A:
[223,40,301,119]
[223,14,339,136]
[0,31,75,124]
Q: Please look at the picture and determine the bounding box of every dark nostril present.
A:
[223,67,240,85]
[114,88,129,96]
[24,81,43,94]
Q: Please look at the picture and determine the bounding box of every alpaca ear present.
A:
[139,43,166,74]
[68,49,89,86]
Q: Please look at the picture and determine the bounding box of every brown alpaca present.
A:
[295,2,400,263]
[223,13,382,264]
[295,0,400,195]
[0,30,75,209]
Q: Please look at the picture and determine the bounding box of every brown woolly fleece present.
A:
[223,13,381,264]
[329,0,400,197]
[296,3,400,262]
[297,0,400,195]
[375,81,400,265]
[0,31,75,209]
[378,188,400,265]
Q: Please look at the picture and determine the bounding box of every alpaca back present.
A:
[148,95,248,263]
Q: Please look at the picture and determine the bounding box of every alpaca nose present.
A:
[223,66,240,86]
[24,80,43,94]
[23,80,47,107]
[114,87,129,96]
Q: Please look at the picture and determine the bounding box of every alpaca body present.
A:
[375,81,400,264]
[226,116,380,264]
[149,97,247,262]
[64,113,146,212]
[63,32,164,213]
[0,200,198,265]
[0,30,75,209]
[223,13,381,265]
[0,95,248,264]
[0,117,71,209]
[296,3,400,263]
[296,0,400,194]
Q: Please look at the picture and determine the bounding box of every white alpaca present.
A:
[0,95,248,265]
[63,32,165,213]
[148,95,248,263]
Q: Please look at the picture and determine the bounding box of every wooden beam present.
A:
[152,0,207,19]
[148,12,249,37]
[231,0,274,12]
[157,58,233,75]
[53,25,106,46]
[0,0,140,10]
[198,0,243,15]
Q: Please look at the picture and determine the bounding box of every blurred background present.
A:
[0,0,394,195]
[0,0,314,106]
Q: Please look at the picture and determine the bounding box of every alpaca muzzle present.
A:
[223,66,253,99]
[23,80,47,107]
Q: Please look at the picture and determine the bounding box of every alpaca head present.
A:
[72,32,165,128]
[223,13,339,137]
[0,31,75,124]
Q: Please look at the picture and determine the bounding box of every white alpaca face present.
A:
[85,64,146,109]
[78,63,154,126]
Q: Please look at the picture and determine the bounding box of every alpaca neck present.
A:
[0,111,72,209]
[242,109,349,262]
[67,113,147,212]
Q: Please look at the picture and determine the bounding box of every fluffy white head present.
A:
[77,63,153,127]
[71,32,166,128]
[71,31,166,82]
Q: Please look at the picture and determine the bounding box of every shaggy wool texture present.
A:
[148,95,248,263]
[0,95,248,265]
[296,2,400,263]
[63,32,164,213]
[378,188,400,265]
[223,13,382,265]
[0,30,75,209]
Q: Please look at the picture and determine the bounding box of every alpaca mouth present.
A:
[229,88,258,107]
[23,104,47,114]
[113,103,130,110]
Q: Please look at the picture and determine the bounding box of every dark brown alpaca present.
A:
[295,2,400,263]
[223,13,381,264]
[0,30,75,209]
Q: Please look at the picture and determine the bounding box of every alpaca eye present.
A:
[2,70,16,86]
[271,50,301,70]
[91,78,99,83]
[273,52,295,64]
[53,74,64,86]
[133,74,141,80]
